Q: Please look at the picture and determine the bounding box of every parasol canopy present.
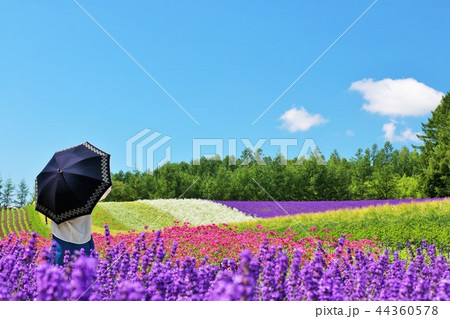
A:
[35,142,112,224]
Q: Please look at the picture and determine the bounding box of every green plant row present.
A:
[94,202,175,231]
[24,205,51,239]
[0,210,8,236]
[0,208,35,238]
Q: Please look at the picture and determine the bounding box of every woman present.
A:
[51,186,111,265]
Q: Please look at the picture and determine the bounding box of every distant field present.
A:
[95,201,176,231]
[140,199,254,225]
[216,198,446,218]
[94,199,253,232]
[91,199,450,247]
[231,200,450,247]
[7,199,450,249]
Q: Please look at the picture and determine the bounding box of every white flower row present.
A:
[139,199,253,226]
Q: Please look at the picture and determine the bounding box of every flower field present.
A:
[92,199,450,247]
[0,199,449,301]
[0,227,448,301]
[233,200,450,247]
[140,199,254,225]
[91,200,253,233]
[215,198,447,218]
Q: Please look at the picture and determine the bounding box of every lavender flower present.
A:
[0,232,449,301]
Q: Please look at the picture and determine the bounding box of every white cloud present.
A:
[350,78,443,117]
[279,106,328,132]
[346,129,355,137]
[382,120,420,142]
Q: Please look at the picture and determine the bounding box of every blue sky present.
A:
[1,0,449,188]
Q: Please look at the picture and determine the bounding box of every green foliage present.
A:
[417,92,450,197]
[395,176,423,198]
[0,176,32,208]
[92,205,129,231]
[1,178,15,208]
[24,205,51,239]
[15,179,30,207]
[231,200,450,246]
[0,210,9,236]
[107,143,426,201]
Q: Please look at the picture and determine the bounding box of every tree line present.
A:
[107,92,449,202]
[108,143,425,201]
[0,176,30,208]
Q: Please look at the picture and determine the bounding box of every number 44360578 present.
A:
[375,306,438,316]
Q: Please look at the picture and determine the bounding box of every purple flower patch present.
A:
[214,198,446,218]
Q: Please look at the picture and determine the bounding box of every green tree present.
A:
[239,148,264,166]
[395,176,422,199]
[370,142,398,199]
[1,178,15,208]
[15,179,29,207]
[327,151,351,200]
[349,148,372,199]
[417,92,450,197]
[105,138,433,201]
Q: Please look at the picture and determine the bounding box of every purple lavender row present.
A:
[214,198,447,218]
[1,232,449,301]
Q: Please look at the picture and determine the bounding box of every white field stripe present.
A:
[72,0,200,126]
[140,199,254,225]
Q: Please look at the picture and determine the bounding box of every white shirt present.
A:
[51,215,92,244]
[51,186,111,244]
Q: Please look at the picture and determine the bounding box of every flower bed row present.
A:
[215,198,446,218]
[0,225,449,301]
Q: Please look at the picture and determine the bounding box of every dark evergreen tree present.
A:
[417,92,450,197]
[1,178,15,208]
[16,179,29,207]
